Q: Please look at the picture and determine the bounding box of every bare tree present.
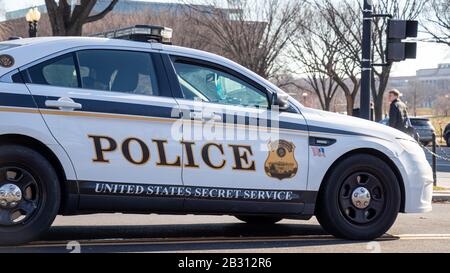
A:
[290,7,341,111]
[0,22,12,41]
[185,0,304,79]
[371,0,426,121]
[424,0,450,46]
[434,94,450,116]
[84,8,211,50]
[45,0,118,36]
[310,0,362,116]
[307,0,424,118]
[301,74,340,111]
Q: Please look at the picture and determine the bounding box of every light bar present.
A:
[91,25,173,44]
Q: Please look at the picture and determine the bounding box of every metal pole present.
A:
[432,133,437,187]
[28,22,33,38]
[360,0,373,120]
[28,21,37,38]
[33,21,38,37]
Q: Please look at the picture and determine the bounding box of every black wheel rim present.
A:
[0,166,40,226]
[338,172,386,225]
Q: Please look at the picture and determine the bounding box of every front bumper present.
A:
[393,148,433,213]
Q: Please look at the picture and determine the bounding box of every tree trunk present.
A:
[373,94,384,121]
[346,95,354,116]
[67,24,84,36]
[324,98,332,112]
[45,0,118,36]
[371,66,391,122]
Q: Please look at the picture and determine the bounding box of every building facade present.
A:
[388,63,450,110]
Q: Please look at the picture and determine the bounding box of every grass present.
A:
[416,108,433,116]
[429,116,450,132]
[434,186,449,191]
[427,115,450,145]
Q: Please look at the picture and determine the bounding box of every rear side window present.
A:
[26,50,160,97]
[76,50,159,96]
[27,53,79,88]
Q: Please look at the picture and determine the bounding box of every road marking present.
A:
[3,234,450,250]
[1,235,347,249]
[395,234,450,240]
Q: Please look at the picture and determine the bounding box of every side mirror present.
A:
[272,92,290,111]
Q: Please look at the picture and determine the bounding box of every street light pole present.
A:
[360,0,373,120]
[25,8,41,38]
[28,21,37,38]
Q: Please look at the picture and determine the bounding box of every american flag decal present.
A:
[312,147,326,157]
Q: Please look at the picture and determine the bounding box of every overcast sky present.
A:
[2,0,450,77]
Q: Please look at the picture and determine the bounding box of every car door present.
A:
[167,55,311,214]
[22,49,184,211]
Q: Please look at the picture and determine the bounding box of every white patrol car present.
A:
[0,26,432,245]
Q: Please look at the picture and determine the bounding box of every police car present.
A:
[0,26,432,245]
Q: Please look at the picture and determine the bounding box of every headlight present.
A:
[397,138,421,154]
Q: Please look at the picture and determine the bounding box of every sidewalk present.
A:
[433,172,450,202]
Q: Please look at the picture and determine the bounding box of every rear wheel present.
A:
[316,154,400,240]
[235,215,282,225]
[0,145,60,245]
[446,135,450,147]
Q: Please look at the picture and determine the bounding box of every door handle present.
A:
[190,112,222,121]
[202,113,222,121]
[189,112,203,120]
[45,97,82,111]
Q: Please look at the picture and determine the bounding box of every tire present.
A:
[236,215,282,225]
[0,145,60,245]
[447,136,450,147]
[315,154,400,240]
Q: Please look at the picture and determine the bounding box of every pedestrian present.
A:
[388,89,416,137]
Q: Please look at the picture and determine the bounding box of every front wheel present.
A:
[235,215,282,225]
[316,154,401,240]
[0,145,60,245]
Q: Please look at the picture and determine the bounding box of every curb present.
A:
[433,193,450,202]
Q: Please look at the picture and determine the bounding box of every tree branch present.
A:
[86,0,119,23]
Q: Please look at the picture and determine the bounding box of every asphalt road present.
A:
[1,203,450,253]
[425,146,450,172]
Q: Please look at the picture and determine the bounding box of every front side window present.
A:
[28,53,78,88]
[77,50,159,96]
[173,61,268,108]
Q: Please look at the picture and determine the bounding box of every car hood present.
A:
[300,107,412,142]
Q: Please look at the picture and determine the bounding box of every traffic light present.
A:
[386,20,418,62]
